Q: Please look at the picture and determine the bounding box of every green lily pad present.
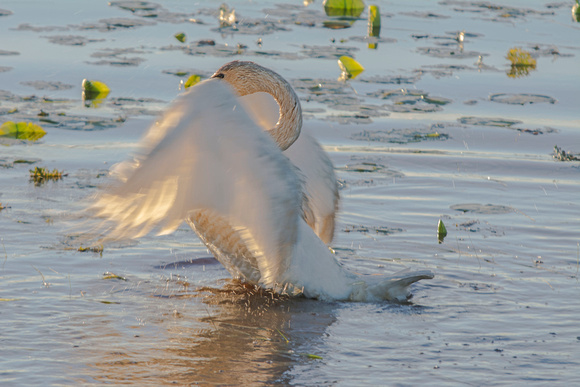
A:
[437,219,447,243]
[0,121,46,141]
[338,55,364,79]
[368,5,381,37]
[174,32,186,43]
[82,79,110,100]
[323,0,365,17]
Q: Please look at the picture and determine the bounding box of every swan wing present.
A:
[284,132,339,244]
[92,79,302,286]
[238,92,339,244]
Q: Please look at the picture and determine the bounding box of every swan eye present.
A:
[213,73,225,79]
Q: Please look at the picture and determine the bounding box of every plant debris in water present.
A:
[553,146,580,162]
[29,167,66,184]
[102,271,126,280]
[506,47,536,78]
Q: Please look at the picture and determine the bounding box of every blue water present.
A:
[1,0,579,385]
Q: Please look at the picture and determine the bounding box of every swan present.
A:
[92,60,433,302]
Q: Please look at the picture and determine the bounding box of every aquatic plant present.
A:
[506,47,536,78]
[184,74,201,89]
[0,121,46,141]
[174,32,186,43]
[573,0,580,22]
[368,5,381,37]
[553,145,580,161]
[82,79,110,107]
[338,55,364,80]
[29,166,65,184]
[324,0,365,17]
[437,219,447,243]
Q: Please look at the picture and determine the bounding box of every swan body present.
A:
[92,61,433,302]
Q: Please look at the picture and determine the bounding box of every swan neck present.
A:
[268,78,302,151]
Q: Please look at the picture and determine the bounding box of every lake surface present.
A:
[1,0,579,385]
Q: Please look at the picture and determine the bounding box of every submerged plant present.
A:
[506,47,536,78]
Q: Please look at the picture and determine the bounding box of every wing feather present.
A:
[91,79,302,286]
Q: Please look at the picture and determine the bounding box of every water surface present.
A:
[1,0,579,385]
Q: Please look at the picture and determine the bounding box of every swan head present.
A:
[211,61,302,151]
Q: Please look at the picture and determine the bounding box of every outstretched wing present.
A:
[284,132,339,244]
[91,79,302,285]
[238,92,339,244]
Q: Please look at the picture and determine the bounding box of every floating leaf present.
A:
[306,354,323,359]
[338,56,365,79]
[323,0,365,17]
[0,121,46,141]
[82,79,110,101]
[368,5,381,36]
[437,219,447,243]
[322,20,353,29]
[78,245,104,253]
[102,271,127,281]
[573,1,580,22]
[0,298,18,302]
[174,32,186,43]
[184,74,201,89]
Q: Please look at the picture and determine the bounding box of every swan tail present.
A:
[358,269,434,302]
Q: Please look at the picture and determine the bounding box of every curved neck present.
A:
[231,68,302,151]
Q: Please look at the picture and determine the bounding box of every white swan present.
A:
[92,60,433,302]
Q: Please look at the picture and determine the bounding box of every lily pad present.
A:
[458,116,522,127]
[109,1,161,12]
[301,44,359,59]
[417,47,482,59]
[21,81,74,91]
[323,0,365,17]
[368,5,381,37]
[489,93,556,105]
[450,203,515,215]
[344,225,405,235]
[352,128,449,144]
[0,121,46,141]
[174,32,186,43]
[43,35,105,46]
[82,79,110,99]
[338,55,364,79]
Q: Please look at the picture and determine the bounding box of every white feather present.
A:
[91,64,433,301]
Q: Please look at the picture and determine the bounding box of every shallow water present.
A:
[1,0,579,385]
